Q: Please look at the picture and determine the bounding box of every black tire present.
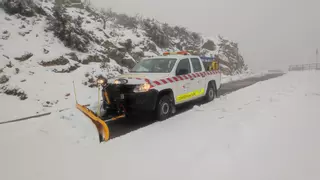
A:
[156,95,172,121]
[205,82,216,102]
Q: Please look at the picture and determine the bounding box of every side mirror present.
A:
[176,69,189,76]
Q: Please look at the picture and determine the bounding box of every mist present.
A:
[90,0,320,72]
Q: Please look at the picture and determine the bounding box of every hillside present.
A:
[0,0,249,119]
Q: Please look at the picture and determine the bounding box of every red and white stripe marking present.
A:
[130,70,220,88]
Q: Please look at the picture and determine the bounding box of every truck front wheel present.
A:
[205,82,216,102]
[156,95,173,121]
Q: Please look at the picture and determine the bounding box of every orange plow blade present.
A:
[76,103,110,142]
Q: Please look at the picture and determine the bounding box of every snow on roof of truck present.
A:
[143,51,217,62]
[147,54,200,60]
[161,51,217,61]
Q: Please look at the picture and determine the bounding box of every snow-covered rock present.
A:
[0,0,249,119]
[1,0,247,71]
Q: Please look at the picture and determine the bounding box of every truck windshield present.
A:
[130,58,177,73]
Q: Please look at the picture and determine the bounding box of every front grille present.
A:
[104,84,137,102]
[106,84,136,93]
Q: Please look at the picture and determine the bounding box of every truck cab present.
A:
[98,51,221,121]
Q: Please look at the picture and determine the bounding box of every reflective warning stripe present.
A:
[127,70,220,88]
[166,78,174,83]
[176,88,205,102]
[150,70,220,87]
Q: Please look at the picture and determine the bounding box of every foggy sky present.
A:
[90,0,320,72]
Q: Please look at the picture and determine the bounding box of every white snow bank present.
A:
[0,62,121,121]
[0,6,127,121]
[221,71,268,84]
[1,71,320,180]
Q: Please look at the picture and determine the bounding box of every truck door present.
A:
[174,58,192,104]
[189,57,206,100]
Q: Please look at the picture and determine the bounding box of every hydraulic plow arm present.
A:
[104,114,126,123]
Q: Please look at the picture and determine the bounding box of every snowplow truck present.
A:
[76,51,221,142]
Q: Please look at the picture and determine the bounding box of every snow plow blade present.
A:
[76,103,110,142]
[73,81,126,142]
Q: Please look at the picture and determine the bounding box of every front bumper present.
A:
[102,84,158,112]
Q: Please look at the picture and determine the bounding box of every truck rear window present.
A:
[191,58,203,72]
[130,58,177,73]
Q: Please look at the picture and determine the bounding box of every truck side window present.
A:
[176,58,191,75]
[191,58,202,72]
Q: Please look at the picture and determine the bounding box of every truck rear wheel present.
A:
[205,82,216,102]
[156,95,172,121]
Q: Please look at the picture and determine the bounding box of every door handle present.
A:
[184,83,191,88]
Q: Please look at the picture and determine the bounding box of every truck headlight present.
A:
[133,83,151,93]
[114,79,120,84]
[97,78,106,85]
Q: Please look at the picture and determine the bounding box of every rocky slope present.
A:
[0,0,248,117]
[1,0,247,71]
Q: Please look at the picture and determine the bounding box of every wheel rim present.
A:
[209,89,214,99]
[162,103,170,115]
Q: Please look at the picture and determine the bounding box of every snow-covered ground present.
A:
[0,68,261,122]
[1,71,319,180]
[0,7,126,120]
[221,70,267,84]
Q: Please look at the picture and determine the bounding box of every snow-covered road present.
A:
[1,71,320,180]
[107,72,284,139]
